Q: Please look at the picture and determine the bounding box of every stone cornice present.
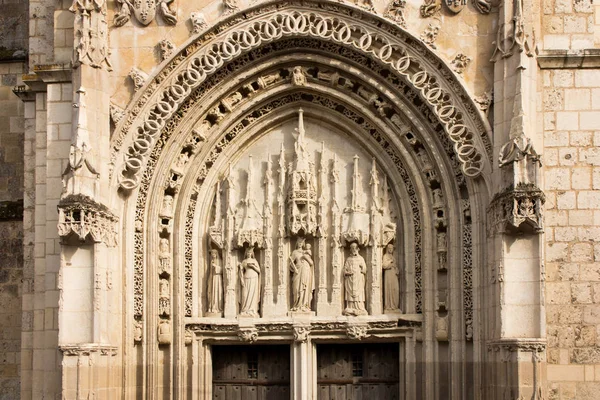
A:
[537,49,600,69]
[487,338,546,353]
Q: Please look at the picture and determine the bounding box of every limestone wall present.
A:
[0,61,25,400]
[543,69,600,398]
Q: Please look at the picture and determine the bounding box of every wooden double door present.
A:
[317,343,400,399]
[212,345,290,400]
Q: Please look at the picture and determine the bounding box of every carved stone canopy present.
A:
[57,194,118,246]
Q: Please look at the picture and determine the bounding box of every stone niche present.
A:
[199,109,404,320]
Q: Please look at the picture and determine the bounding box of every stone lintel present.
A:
[59,343,118,356]
[537,49,600,69]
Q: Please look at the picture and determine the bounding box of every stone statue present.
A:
[382,243,400,311]
[238,246,261,317]
[207,249,223,315]
[291,66,307,86]
[289,238,314,312]
[159,278,170,316]
[158,238,171,275]
[160,195,174,217]
[157,320,171,345]
[343,242,368,316]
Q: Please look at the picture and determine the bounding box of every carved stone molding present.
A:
[487,339,546,354]
[488,184,545,235]
[237,327,259,342]
[113,5,492,192]
[57,194,118,246]
[60,344,118,357]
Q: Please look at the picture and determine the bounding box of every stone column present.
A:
[291,325,313,400]
[487,0,547,397]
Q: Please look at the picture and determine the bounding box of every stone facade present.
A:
[0,0,599,398]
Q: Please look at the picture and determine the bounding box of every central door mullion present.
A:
[291,339,313,400]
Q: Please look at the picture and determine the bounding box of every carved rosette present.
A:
[488,184,545,234]
[57,195,118,246]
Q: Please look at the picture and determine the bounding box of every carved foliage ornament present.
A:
[114,0,177,27]
[116,9,489,192]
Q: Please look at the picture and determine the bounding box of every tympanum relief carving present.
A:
[203,109,402,319]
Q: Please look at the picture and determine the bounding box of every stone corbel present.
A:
[57,194,118,246]
[488,184,545,234]
[159,39,175,61]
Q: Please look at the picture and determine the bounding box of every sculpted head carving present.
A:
[349,242,360,256]
[386,243,394,255]
[244,246,255,259]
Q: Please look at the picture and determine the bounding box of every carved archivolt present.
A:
[118,2,482,344]
[112,3,492,192]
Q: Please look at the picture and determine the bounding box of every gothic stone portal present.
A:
[202,109,402,318]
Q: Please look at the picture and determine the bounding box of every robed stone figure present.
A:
[343,242,368,316]
[207,249,223,315]
[290,238,314,312]
[239,246,261,317]
[382,243,400,311]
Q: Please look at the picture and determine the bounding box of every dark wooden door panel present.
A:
[317,344,400,400]
[212,345,290,400]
